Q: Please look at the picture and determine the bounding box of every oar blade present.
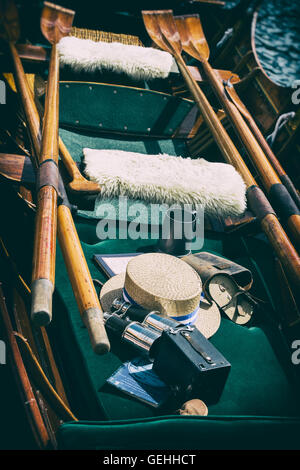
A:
[142,10,171,53]
[174,15,200,61]
[174,15,195,56]
[177,14,210,61]
[154,10,182,56]
[0,0,20,43]
[41,1,75,44]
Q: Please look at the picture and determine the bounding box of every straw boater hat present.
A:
[100,253,221,338]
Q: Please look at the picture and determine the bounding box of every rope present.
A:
[216,28,233,49]
[266,111,296,148]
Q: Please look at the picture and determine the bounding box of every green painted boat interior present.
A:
[59,82,195,137]
[1,82,300,450]
[59,82,194,221]
[52,217,300,449]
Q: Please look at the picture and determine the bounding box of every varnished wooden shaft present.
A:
[202,60,280,188]
[9,43,41,168]
[40,45,59,163]
[202,61,300,244]
[9,39,109,348]
[30,42,60,326]
[15,332,77,421]
[57,205,110,354]
[31,45,59,290]
[175,57,300,288]
[142,11,300,287]
[288,215,300,246]
[32,186,57,283]
[57,205,98,315]
[0,153,35,183]
[237,103,300,211]
[7,47,98,192]
[176,55,255,187]
[9,43,58,295]
[58,138,82,182]
[261,214,300,287]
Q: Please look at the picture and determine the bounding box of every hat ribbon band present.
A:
[122,288,200,326]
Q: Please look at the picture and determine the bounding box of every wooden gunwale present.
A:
[0,283,50,448]
[0,234,73,415]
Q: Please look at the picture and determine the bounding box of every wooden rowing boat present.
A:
[0,0,300,451]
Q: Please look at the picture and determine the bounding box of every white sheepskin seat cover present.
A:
[83,148,247,217]
[57,36,173,80]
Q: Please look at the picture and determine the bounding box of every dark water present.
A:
[225,0,300,87]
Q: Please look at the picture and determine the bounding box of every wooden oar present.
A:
[30,75,100,194]
[9,42,238,91]
[223,83,300,211]
[0,153,35,184]
[28,2,74,325]
[142,10,300,291]
[0,152,110,354]
[58,138,100,193]
[0,0,57,324]
[176,12,300,211]
[0,0,40,168]
[0,1,75,325]
[0,2,110,353]
[174,14,300,245]
[0,284,50,448]
[2,70,100,194]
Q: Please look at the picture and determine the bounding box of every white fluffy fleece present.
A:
[57,36,173,80]
[83,149,247,217]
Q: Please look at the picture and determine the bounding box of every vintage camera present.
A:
[105,300,231,404]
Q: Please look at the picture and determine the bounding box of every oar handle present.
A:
[58,138,83,182]
[262,213,300,287]
[31,186,57,325]
[58,138,100,193]
[57,204,110,354]
[31,279,54,326]
[82,308,110,355]
[247,186,300,288]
